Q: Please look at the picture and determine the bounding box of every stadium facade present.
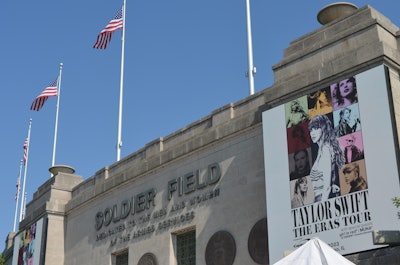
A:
[4,3,400,265]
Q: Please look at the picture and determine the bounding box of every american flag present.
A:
[93,8,123,49]
[30,78,58,111]
[15,176,20,201]
[23,138,28,165]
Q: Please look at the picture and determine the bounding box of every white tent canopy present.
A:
[274,238,355,265]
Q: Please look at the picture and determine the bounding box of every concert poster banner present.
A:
[12,218,44,265]
[263,65,400,264]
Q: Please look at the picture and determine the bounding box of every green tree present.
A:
[0,253,5,265]
[392,197,400,219]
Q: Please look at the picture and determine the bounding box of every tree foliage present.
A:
[0,253,5,265]
[392,197,400,219]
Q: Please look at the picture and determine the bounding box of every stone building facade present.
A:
[4,3,400,265]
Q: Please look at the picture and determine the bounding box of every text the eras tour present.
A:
[94,162,221,243]
[292,190,371,238]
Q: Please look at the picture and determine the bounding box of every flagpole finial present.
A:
[60,62,63,68]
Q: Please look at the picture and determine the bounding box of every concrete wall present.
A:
[64,126,266,265]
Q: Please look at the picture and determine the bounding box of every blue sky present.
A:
[1,0,399,251]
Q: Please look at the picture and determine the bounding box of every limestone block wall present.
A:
[45,215,65,265]
[20,173,82,229]
[64,126,267,265]
[66,93,266,212]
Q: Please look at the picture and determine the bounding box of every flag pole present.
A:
[245,0,255,95]
[13,160,23,231]
[19,118,32,222]
[52,63,63,168]
[117,0,126,161]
